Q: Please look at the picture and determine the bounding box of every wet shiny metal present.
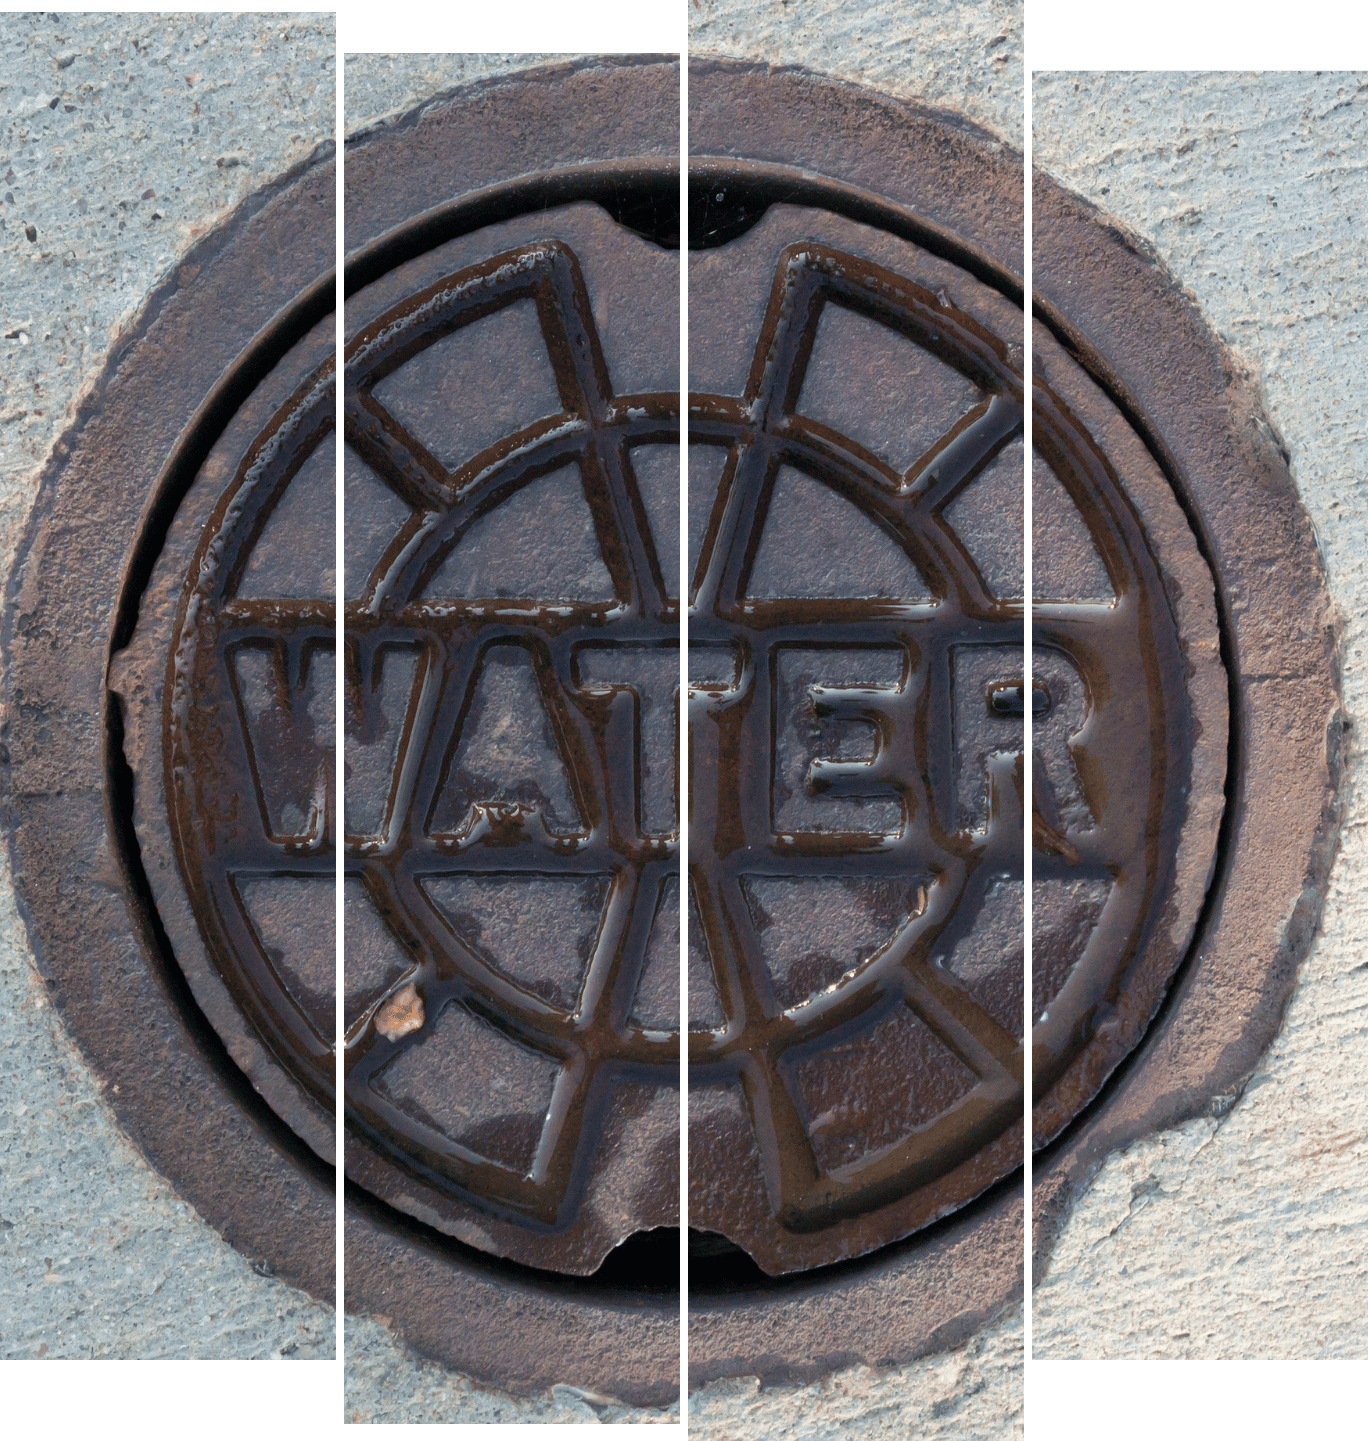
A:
[682,198,1230,1281]
[152,185,1216,1279]
[10,51,1327,1408]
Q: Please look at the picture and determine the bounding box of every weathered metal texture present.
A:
[1026,154,1343,1273]
[122,76,1216,1296]
[342,210,680,1274]
[328,59,683,1394]
[5,56,1337,1406]
[2,50,1331,1408]
[121,61,683,1400]
[2,149,341,1319]
[685,215,1225,1272]
[680,59,1331,1394]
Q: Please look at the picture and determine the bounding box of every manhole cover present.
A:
[103,140,1216,1279]
[2,53,1338,1404]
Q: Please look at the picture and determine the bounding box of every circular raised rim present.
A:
[162,197,1193,1279]
[3,53,1338,1401]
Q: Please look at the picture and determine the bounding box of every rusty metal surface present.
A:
[2,59,1343,1406]
[335,56,689,1394]
[682,63,1337,1389]
[342,206,680,1275]
[5,52,1330,1404]
[109,58,688,1287]
[681,203,1227,1285]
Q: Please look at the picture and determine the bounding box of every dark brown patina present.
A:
[149,174,1205,1279]
[682,194,1224,1280]
[5,61,1337,1400]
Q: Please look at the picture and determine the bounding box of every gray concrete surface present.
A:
[690,0,1022,146]
[343,53,582,138]
[0,11,335,1360]
[11,13,1356,1411]
[1033,71,1368,1359]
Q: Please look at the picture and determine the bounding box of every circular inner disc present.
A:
[113,155,1227,1286]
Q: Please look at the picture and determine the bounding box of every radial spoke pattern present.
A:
[162,233,1156,1259]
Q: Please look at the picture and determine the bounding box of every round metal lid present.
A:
[8,56,1331,1394]
[98,163,1226,1342]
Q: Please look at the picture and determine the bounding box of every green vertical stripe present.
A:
[1026,61,1037,1360]
[332,39,344,1371]
[677,47,689,1429]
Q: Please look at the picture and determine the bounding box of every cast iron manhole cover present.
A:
[114,137,1228,1285]
[2,59,1331,1394]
